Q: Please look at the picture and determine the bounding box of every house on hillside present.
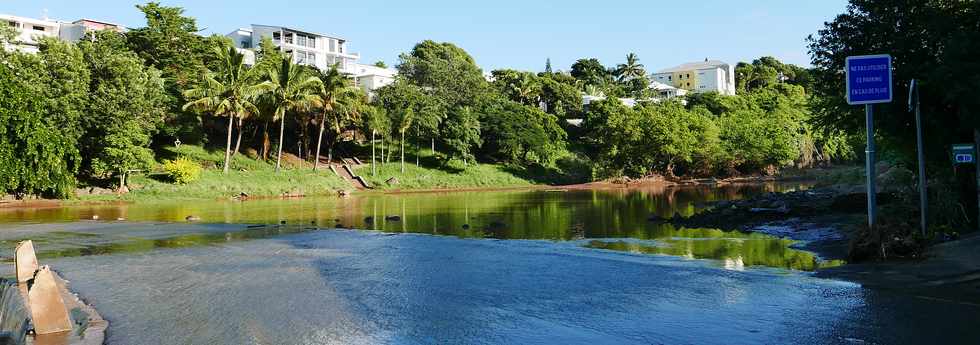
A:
[651,59,736,95]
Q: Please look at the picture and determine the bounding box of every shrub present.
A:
[162,157,202,184]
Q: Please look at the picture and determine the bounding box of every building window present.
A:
[7,21,17,28]
[295,51,316,66]
[241,40,251,48]
[33,25,45,31]
[667,76,671,81]
[273,32,281,40]
[296,34,315,48]
[284,32,293,44]
[686,74,690,78]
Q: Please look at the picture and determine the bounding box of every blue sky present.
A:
[4,0,848,72]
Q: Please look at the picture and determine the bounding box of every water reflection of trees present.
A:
[0,182,823,270]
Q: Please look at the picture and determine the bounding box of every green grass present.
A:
[354,161,536,190]
[79,145,351,202]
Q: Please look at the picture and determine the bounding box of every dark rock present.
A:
[488,221,506,229]
[185,215,200,222]
[279,220,287,225]
[462,224,470,229]
[364,216,374,223]
[385,215,401,221]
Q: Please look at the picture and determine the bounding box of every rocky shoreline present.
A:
[654,188,878,261]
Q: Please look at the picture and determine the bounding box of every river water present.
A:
[0,184,977,344]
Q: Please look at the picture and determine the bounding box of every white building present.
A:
[227,25,360,75]
[648,80,688,100]
[2,14,125,53]
[652,59,736,96]
[352,63,396,94]
[2,14,62,53]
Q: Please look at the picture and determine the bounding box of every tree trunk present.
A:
[313,113,325,171]
[372,130,376,176]
[400,131,405,173]
[231,117,243,158]
[262,121,270,161]
[275,116,285,173]
[431,137,435,158]
[223,113,234,174]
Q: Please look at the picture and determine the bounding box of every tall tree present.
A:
[79,30,168,187]
[396,40,488,108]
[0,47,81,197]
[570,58,612,87]
[312,65,347,170]
[808,0,980,166]
[545,58,553,73]
[312,65,368,170]
[614,53,646,81]
[256,58,321,172]
[182,45,261,173]
[127,2,215,143]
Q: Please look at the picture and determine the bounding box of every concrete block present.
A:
[27,266,72,335]
[15,241,38,283]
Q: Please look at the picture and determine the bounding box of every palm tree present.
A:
[256,58,322,172]
[583,84,606,98]
[182,45,261,174]
[511,73,542,105]
[614,53,646,82]
[393,107,415,173]
[312,65,353,171]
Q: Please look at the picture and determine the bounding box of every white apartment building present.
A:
[2,13,125,53]
[2,14,62,53]
[227,25,360,75]
[652,59,736,96]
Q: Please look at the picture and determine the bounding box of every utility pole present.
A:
[910,79,927,237]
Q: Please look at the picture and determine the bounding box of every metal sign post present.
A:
[846,54,893,231]
[909,79,927,237]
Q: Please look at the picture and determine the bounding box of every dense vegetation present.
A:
[0,1,863,199]
[806,0,980,243]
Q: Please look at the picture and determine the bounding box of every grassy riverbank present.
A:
[78,145,351,202]
[354,161,536,191]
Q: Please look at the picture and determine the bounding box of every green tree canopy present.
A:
[807,0,980,167]
[79,30,168,183]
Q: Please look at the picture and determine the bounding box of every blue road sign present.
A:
[846,54,892,105]
[953,144,975,164]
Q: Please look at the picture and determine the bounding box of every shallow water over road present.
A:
[1,183,977,344]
